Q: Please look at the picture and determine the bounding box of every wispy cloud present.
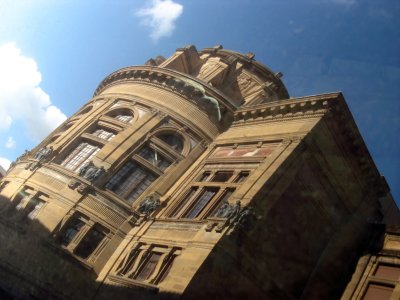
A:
[136,0,183,41]
[5,136,15,149]
[0,42,67,142]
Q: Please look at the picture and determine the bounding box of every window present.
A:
[374,264,400,281]
[359,262,400,300]
[234,171,249,183]
[168,168,251,219]
[156,133,184,152]
[106,130,185,205]
[57,213,110,263]
[74,226,108,259]
[24,197,45,220]
[92,128,115,141]
[138,146,172,171]
[115,114,133,123]
[61,142,100,172]
[211,171,233,182]
[7,188,47,221]
[107,110,134,123]
[362,284,394,300]
[115,244,180,285]
[183,187,219,219]
[105,161,158,204]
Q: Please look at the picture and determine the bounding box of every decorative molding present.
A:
[93,66,236,123]
[233,94,338,125]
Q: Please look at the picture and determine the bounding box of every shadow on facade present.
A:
[0,195,182,300]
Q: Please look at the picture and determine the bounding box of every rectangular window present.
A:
[57,214,109,263]
[198,172,211,182]
[25,197,45,220]
[362,284,393,300]
[135,252,162,281]
[374,264,400,281]
[74,226,109,259]
[62,142,100,172]
[170,187,198,218]
[234,171,249,183]
[59,217,86,246]
[184,187,219,219]
[92,128,115,141]
[211,171,233,182]
[114,245,180,285]
[106,162,158,204]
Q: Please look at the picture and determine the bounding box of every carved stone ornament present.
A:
[25,161,41,171]
[34,146,53,162]
[137,195,161,216]
[68,179,80,189]
[78,161,106,183]
[67,179,92,194]
[207,201,255,233]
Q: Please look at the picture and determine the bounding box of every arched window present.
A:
[105,130,187,205]
[107,109,134,123]
[155,132,184,153]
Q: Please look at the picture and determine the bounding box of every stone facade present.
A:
[0,45,398,299]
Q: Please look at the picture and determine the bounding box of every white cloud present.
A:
[0,157,11,171]
[5,136,15,149]
[0,42,67,142]
[136,0,183,41]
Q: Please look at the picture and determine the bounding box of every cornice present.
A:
[232,92,341,125]
[93,66,237,122]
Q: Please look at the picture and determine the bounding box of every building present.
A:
[0,45,399,300]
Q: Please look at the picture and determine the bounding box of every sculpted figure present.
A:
[34,146,53,161]
[237,206,252,224]
[215,200,241,220]
[78,161,105,182]
[138,195,160,215]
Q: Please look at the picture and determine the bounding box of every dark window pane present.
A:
[157,133,183,152]
[74,227,107,259]
[126,173,157,204]
[138,146,171,171]
[234,171,249,183]
[197,172,211,182]
[60,219,85,246]
[170,187,198,217]
[105,161,136,191]
[118,248,141,277]
[106,161,159,204]
[136,252,162,281]
[184,187,219,219]
[211,171,233,182]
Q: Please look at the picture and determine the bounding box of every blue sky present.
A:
[0,0,399,202]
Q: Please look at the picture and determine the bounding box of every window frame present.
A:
[167,167,251,219]
[55,212,111,265]
[114,243,180,285]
